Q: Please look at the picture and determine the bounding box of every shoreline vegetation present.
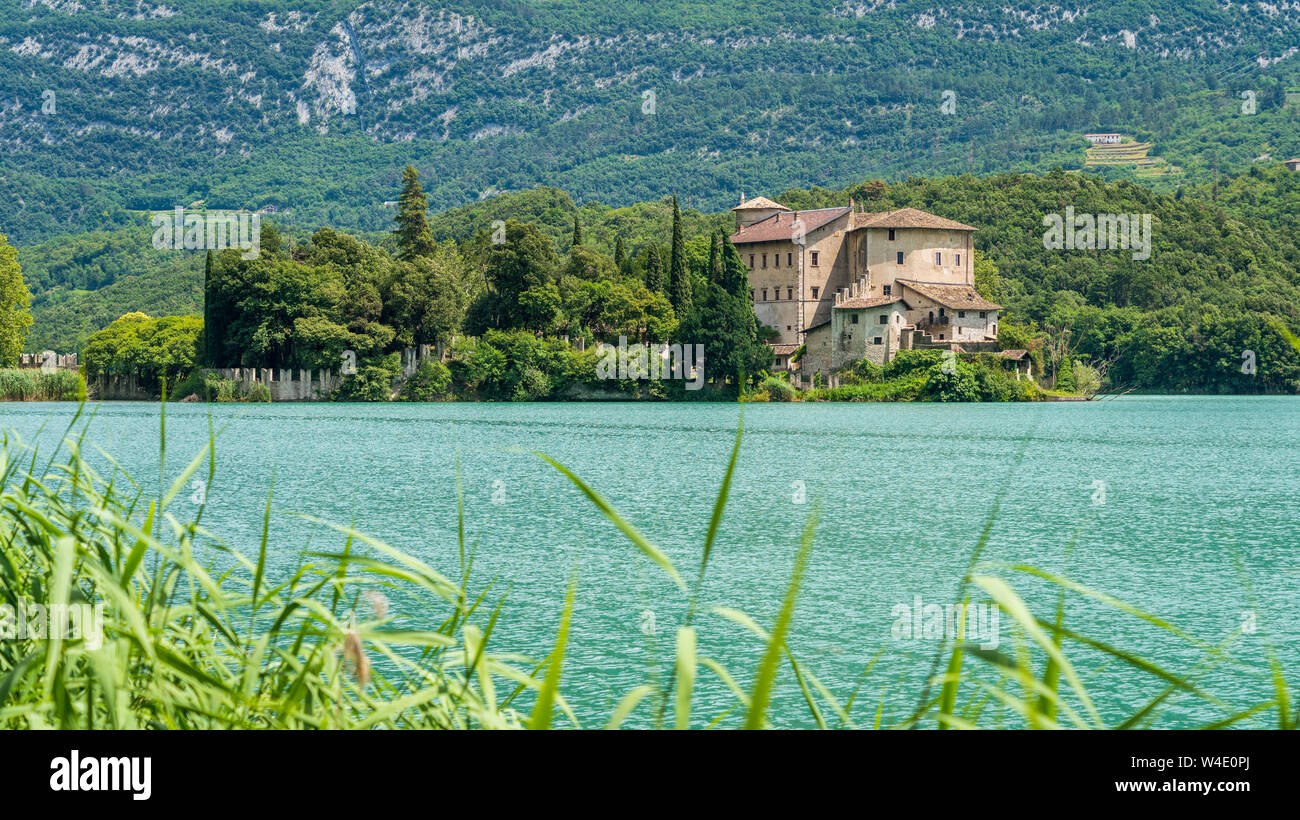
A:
[0,368,84,402]
[0,411,1290,729]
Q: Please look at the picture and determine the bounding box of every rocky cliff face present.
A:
[0,0,1297,238]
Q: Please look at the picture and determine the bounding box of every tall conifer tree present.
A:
[644,245,664,292]
[668,195,690,312]
[393,165,435,260]
[202,249,216,366]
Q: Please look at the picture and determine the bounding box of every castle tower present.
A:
[731,195,792,230]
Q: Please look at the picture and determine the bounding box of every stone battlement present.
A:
[16,352,78,370]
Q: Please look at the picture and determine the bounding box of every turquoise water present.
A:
[3,397,1298,728]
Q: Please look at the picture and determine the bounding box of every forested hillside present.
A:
[1,0,1298,242]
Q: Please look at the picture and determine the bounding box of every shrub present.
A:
[922,361,979,402]
[335,352,401,401]
[404,360,452,401]
[759,375,796,401]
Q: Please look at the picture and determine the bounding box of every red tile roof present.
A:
[730,207,850,244]
[834,295,907,310]
[769,343,800,356]
[896,280,1002,311]
[732,196,789,211]
[851,208,977,232]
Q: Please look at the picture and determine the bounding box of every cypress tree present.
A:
[644,246,664,292]
[202,249,216,366]
[668,195,690,312]
[720,233,749,298]
[614,235,626,269]
[708,231,721,284]
[393,164,435,260]
[571,213,583,248]
[1056,357,1077,392]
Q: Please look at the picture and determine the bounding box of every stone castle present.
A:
[728,196,1022,386]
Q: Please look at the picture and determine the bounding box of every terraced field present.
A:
[1084,136,1178,178]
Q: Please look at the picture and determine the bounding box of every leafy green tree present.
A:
[393,165,435,260]
[465,221,559,333]
[562,245,617,282]
[0,231,33,365]
[82,312,202,393]
[382,240,475,348]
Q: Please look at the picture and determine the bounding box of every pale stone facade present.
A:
[730,196,1003,383]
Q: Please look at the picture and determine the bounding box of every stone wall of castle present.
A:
[16,352,79,371]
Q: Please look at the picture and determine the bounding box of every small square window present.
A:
[811,286,819,299]
[896,252,904,265]
[957,311,966,319]
[882,285,891,296]
[878,315,887,324]
[979,311,987,318]
[888,229,896,241]
[851,314,859,324]
[873,337,882,345]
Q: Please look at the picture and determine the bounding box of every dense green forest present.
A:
[0,1,1297,243]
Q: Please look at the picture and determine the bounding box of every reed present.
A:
[0,369,83,402]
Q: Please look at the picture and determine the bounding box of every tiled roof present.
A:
[834,295,907,310]
[896,280,1002,311]
[730,207,850,244]
[851,208,977,232]
[769,343,799,356]
[999,349,1029,360]
[732,196,789,211]
[804,318,831,333]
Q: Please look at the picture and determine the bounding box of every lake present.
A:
[3,396,1297,728]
